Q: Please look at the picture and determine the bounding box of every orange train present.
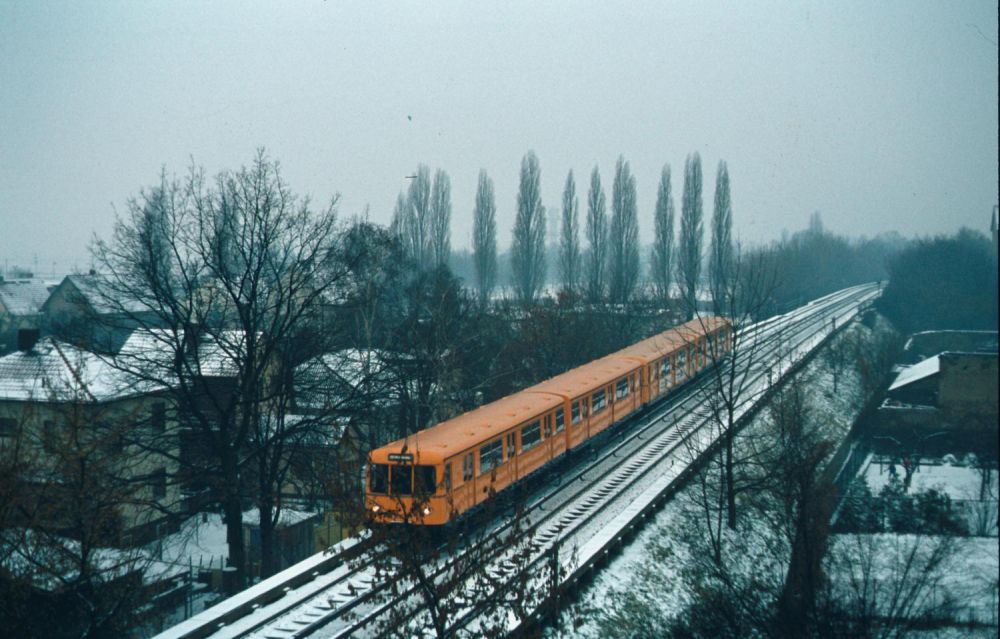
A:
[366,316,732,525]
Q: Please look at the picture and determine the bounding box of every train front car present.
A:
[366,447,450,526]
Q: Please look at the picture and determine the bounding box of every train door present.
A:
[461,451,475,511]
[552,407,567,457]
[505,431,519,480]
[570,398,587,447]
[590,385,610,434]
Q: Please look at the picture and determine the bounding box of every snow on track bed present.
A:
[154,284,880,639]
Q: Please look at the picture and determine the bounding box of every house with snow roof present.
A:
[0,336,183,545]
[883,350,998,433]
[40,272,156,352]
[0,276,57,354]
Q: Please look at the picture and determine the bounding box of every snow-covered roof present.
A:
[49,273,148,315]
[295,348,409,410]
[0,337,165,402]
[240,507,321,528]
[0,279,53,316]
[888,355,940,392]
[118,328,242,378]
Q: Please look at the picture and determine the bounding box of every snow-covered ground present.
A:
[550,316,999,636]
[865,457,999,503]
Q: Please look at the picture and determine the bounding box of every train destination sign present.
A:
[388,453,414,463]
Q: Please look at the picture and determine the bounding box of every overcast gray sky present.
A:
[1,1,997,275]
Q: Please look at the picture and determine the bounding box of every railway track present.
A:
[153,283,880,639]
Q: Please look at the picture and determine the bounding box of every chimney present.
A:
[17,328,40,352]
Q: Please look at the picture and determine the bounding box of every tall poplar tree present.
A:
[559,170,581,293]
[651,164,675,304]
[405,164,432,268]
[709,160,733,313]
[585,166,608,302]
[609,155,639,303]
[677,152,704,318]
[430,169,452,267]
[472,170,498,305]
[510,151,546,304]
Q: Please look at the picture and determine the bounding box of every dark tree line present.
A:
[877,228,997,333]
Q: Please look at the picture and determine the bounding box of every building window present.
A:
[0,418,17,438]
[43,420,58,444]
[151,468,167,499]
[151,402,166,433]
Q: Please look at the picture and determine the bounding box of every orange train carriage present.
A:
[365,316,732,525]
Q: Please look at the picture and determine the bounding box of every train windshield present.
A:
[374,464,437,496]
[415,466,437,495]
[369,464,389,494]
[390,464,413,496]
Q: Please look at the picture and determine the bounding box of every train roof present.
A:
[523,355,640,399]
[613,316,730,361]
[370,316,731,465]
[371,390,564,464]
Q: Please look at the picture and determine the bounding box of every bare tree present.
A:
[558,170,581,294]
[609,155,640,304]
[510,151,547,305]
[430,169,452,267]
[677,152,704,318]
[472,170,498,306]
[709,160,733,314]
[405,164,433,269]
[366,497,566,638]
[584,166,608,302]
[0,392,159,637]
[390,191,408,256]
[650,164,675,305]
[91,150,346,586]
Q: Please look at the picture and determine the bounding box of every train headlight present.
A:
[371,504,380,513]
[422,506,432,516]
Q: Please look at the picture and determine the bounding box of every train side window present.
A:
[463,453,474,481]
[521,420,542,450]
[390,465,412,496]
[592,389,607,413]
[479,439,503,474]
[415,465,436,496]
[615,378,629,400]
[571,401,582,425]
[661,358,672,384]
[677,351,686,379]
[444,462,452,491]
[369,464,389,494]
[555,407,565,432]
[506,432,517,458]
